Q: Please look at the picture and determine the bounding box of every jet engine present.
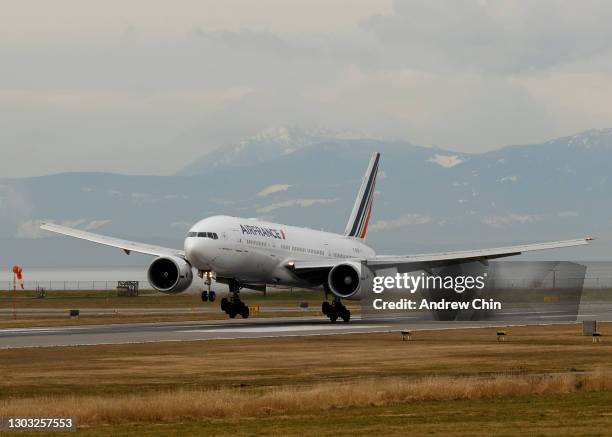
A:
[327,261,373,300]
[147,256,193,294]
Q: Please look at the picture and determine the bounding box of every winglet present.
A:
[345,152,380,240]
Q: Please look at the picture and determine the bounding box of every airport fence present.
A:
[1,281,153,292]
[1,277,612,292]
[489,277,612,290]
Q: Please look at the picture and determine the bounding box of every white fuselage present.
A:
[184,215,375,286]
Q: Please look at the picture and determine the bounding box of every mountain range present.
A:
[1,126,611,266]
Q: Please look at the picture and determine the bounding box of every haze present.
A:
[2,0,612,177]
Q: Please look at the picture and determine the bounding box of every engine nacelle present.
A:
[327,261,373,300]
[147,256,193,294]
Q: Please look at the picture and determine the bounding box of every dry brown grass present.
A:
[1,370,611,425]
[2,324,611,399]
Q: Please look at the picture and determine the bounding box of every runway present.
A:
[2,301,610,349]
[0,306,319,316]
[0,316,523,349]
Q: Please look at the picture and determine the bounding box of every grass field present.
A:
[22,392,609,437]
[0,289,332,328]
[1,323,611,435]
[0,288,323,308]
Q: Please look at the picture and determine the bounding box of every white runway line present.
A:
[184,325,386,333]
[0,327,66,334]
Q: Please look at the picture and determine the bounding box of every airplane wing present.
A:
[290,237,593,272]
[40,222,184,258]
[368,237,593,266]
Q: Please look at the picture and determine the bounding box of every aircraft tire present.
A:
[209,291,216,302]
[322,301,331,315]
[201,291,209,302]
[341,308,350,323]
[329,311,338,323]
[220,297,229,313]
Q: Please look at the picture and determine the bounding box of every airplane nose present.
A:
[184,238,198,263]
[184,236,213,269]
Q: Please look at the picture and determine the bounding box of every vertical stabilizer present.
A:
[344,152,380,240]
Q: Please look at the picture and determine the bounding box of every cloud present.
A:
[131,193,158,206]
[364,0,612,73]
[257,184,291,197]
[497,175,518,183]
[0,185,32,222]
[16,219,110,238]
[197,30,318,60]
[0,86,255,112]
[256,198,339,213]
[129,192,184,206]
[515,72,612,127]
[0,1,393,39]
[481,214,541,228]
[210,197,237,206]
[1,1,612,178]
[558,211,579,218]
[83,219,111,230]
[170,221,192,231]
[16,220,47,239]
[303,65,558,151]
[369,213,432,231]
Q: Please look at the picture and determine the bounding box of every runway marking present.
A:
[496,310,569,315]
[0,328,67,334]
[183,325,386,333]
[0,323,221,335]
[6,320,608,350]
[0,329,398,350]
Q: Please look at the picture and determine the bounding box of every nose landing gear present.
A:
[322,298,350,323]
[201,290,216,302]
[200,272,216,302]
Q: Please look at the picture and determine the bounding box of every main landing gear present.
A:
[220,279,249,319]
[198,273,248,319]
[322,298,350,323]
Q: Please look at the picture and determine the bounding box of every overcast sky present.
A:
[2,0,612,177]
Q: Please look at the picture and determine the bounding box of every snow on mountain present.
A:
[427,154,465,168]
[545,128,612,149]
[178,126,369,176]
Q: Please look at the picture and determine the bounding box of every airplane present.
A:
[40,152,593,322]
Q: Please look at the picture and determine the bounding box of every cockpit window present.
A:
[189,232,218,239]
